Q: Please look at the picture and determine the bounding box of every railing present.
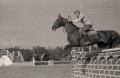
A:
[34,61,72,65]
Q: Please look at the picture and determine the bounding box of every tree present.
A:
[32,46,47,61]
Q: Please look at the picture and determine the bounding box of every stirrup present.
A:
[90,29,94,31]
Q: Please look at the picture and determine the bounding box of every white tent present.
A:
[0,55,13,66]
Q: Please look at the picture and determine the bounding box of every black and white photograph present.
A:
[0,0,120,78]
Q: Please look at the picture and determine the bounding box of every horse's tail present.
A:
[116,34,120,46]
[118,35,120,44]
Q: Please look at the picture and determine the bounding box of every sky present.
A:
[0,0,120,48]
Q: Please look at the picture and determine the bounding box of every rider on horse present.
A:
[68,9,93,35]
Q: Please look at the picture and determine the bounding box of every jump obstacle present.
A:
[71,47,120,78]
[0,50,24,66]
[32,57,71,66]
[0,50,13,62]
[12,51,24,62]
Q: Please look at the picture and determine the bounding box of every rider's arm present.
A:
[68,15,72,21]
[72,13,84,23]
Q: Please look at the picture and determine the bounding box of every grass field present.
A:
[0,64,72,78]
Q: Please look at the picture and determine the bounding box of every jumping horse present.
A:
[52,14,120,50]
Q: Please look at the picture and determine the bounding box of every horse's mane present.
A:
[63,18,79,30]
[69,22,79,28]
[62,18,80,34]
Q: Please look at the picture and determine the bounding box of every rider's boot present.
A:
[83,31,87,37]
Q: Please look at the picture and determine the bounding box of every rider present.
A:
[68,9,93,35]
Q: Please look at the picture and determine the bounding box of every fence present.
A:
[72,47,120,78]
[32,57,72,66]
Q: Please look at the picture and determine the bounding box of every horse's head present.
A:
[52,14,67,31]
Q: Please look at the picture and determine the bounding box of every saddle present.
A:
[79,28,96,36]
[87,30,97,36]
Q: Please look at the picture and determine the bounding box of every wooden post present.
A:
[7,50,8,56]
[32,56,35,66]
[12,51,14,56]
[18,51,20,57]
[0,51,2,57]
[89,46,92,52]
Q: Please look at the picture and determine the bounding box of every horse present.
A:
[52,14,120,50]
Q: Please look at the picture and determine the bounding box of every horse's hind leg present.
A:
[110,38,119,48]
[112,42,118,48]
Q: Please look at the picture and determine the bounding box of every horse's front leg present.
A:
[64,43,79,51]
[64,44,73,51]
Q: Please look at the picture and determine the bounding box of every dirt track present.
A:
[0,64,72,78]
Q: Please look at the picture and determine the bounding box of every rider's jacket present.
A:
[72,12,93,27]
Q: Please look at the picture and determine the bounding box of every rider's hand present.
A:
[68,15,72,21]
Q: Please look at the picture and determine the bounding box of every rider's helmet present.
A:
[74,9,80,18]
[74,9,80,14]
